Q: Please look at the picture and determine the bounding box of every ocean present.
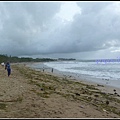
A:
[27,60,120,89]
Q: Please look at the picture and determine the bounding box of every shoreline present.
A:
[26,62,120,96]
[0,63,120,118]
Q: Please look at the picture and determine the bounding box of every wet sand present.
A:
[0,63,120,118]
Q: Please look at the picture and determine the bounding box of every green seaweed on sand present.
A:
[13,64,120,116]
[0,103,7,109]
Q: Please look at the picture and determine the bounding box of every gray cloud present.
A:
[0,2,61,55]
[49,2,120,54]
[0,1,120,59]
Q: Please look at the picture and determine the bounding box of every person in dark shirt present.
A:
[5,61,11,77]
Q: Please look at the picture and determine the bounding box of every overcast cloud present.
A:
[0,1,120,59]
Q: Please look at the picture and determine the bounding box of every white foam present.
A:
[43,61,120,87]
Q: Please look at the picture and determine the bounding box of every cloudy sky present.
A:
[0,1,120,60]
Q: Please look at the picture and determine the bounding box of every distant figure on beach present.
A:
[5,61,11,77]
[43,68,44,72]
[51,68,53,73]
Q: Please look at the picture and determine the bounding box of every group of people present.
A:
[1,61,11,77]
[42,67,54,73]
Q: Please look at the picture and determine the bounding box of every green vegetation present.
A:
[0,103,7,109]
[0,54,57,63]
[58,58,76,61]
[0,54,77,63]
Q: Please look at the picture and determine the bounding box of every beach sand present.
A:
[0,63,120,118]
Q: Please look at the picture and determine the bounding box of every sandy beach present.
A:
[0,63,120,118]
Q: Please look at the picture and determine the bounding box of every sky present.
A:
[0,1,120,60]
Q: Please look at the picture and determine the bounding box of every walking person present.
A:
[5,61,11,77]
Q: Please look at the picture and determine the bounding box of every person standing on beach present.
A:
[51,68,53,73]
[5,61,11,77]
